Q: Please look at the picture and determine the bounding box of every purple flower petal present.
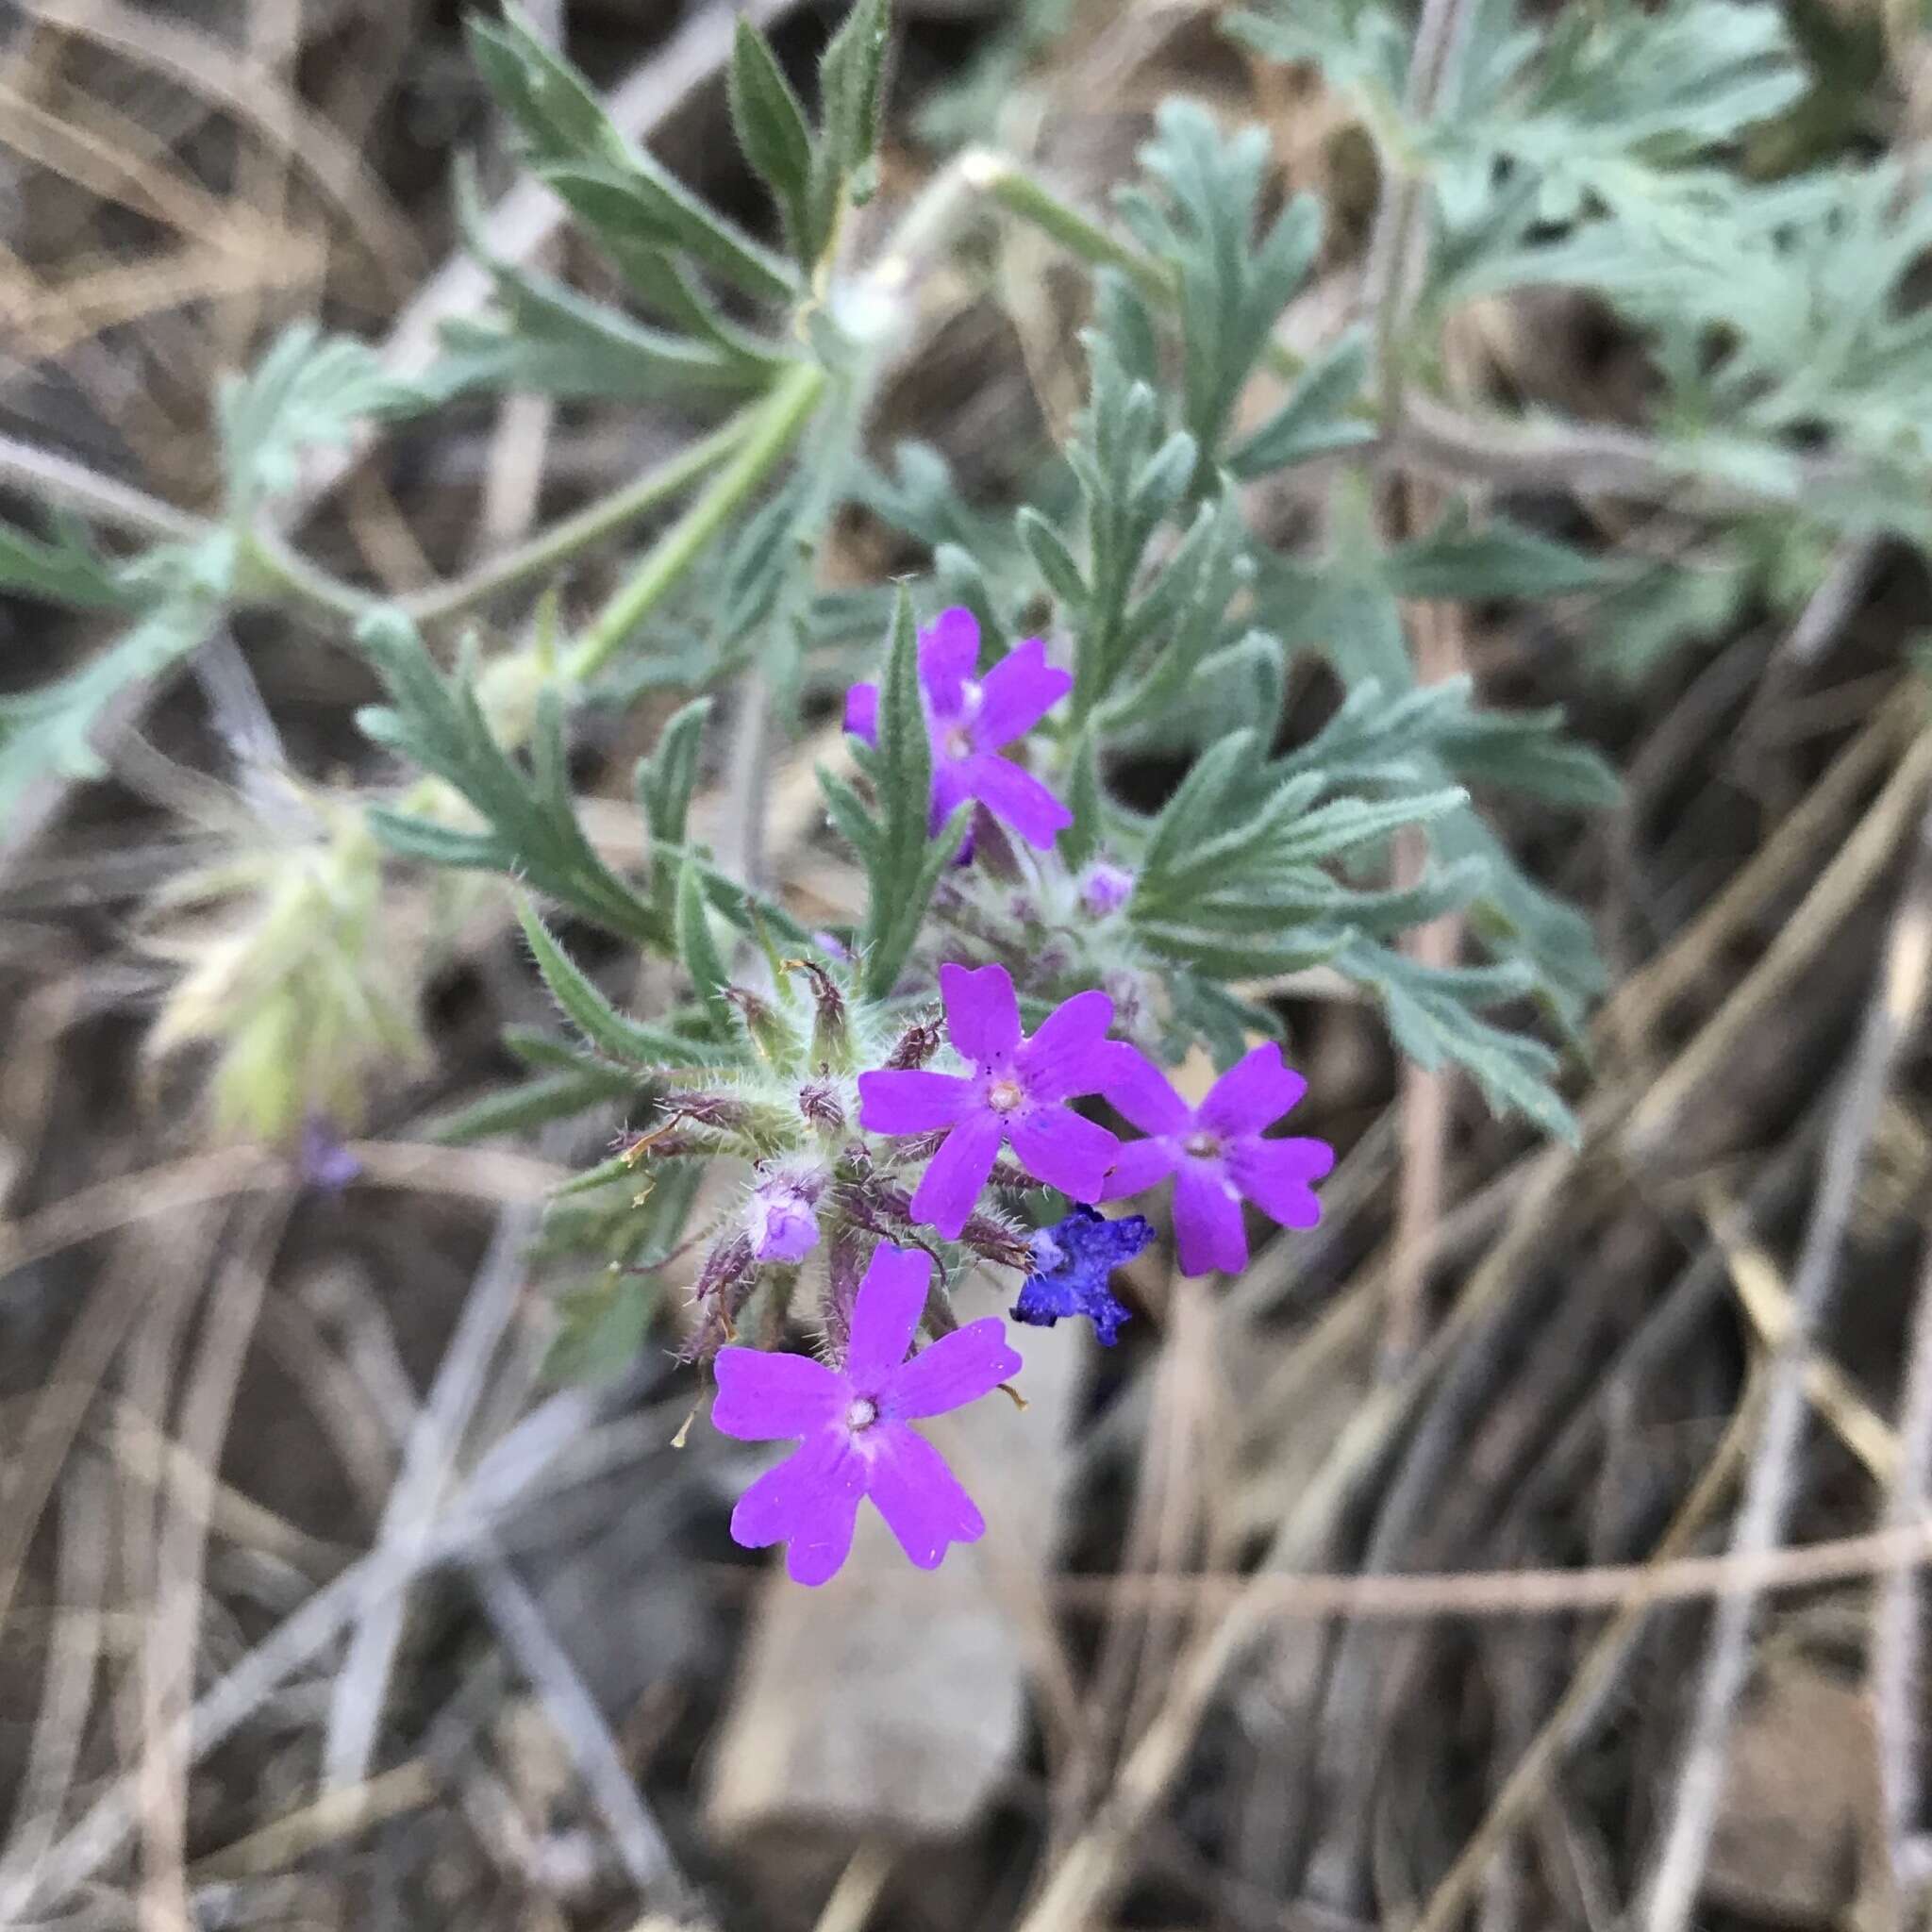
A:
[910,1109,1006,1239]
[1173,1160,1249,1276]
[1197,1043,1308,1136]
[1228,1135,1335,1230]
[1099,1045,1191,1137]
[711,1347,843,1441]
[864,1422,986,1570]
[730,1426,866,1587]
[842,1243,933,1389]
[1008,1105,1120,1205]
[858,1068,974,1135]
[1097,1136,1180,1202]
[971,639,1072,751]
[919,607,980,715]
[1010,1207,1153,1345]
[1018,987,1115,1101]
[940,960,1022,1067]
[885,1316,1022,1419]
[928,754,976,842]
[963,754,1073,850]
[843,681,879,744]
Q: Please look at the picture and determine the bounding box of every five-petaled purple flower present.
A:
[1012,1206,1154,1346]
[844,608,1073,851]
[858,962,1122,1239]
[712,1243,1023,1585]
[1101,1043,1335,1277]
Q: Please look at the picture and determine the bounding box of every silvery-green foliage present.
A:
[30,0,1919,1311]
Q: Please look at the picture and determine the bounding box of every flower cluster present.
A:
[656,610,1334,1586]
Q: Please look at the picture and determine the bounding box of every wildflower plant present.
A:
[11,0,1909,1584]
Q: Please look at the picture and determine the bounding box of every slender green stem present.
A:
[239,529,378,625]
[242,406,769,634]
[963,149,1174,308]
[563,358,827,684]
[0,431,210,545]
[403,409,760,628]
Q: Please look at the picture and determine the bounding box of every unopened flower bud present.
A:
[747,1170,822,1263]
[724,987,794,1067]
[796,1079,846,1132]
[1080,860,1135,917]
[885,1013,944,1070]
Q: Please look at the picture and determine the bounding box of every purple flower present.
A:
[1011,1206,1154,1345]
[1100,1043,1335,1278]
[858,962,1122,1239]
[844,608,1074,851]
[746,1171,820,1263]
[711,1243,1023,1585]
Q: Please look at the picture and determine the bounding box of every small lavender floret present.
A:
[1011,1205,1153,1345]
[1100,1042,1335,1277]
[858,961,1122,1239]
[844,608,1074,851]
[299,1113,361,1193]
[711,1243,1024,1585]
[1079,860,1135,917]
[746,1171,821,1262]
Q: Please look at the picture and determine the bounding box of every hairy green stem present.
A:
[405,409,759,628]
[240,405,768,634]
[562,358,828,684]
[963,149,1174,308]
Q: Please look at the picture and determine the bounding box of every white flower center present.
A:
[846,1396,878,1432]
[987,1076,1024,1115]
[1183,1129,1223,1160]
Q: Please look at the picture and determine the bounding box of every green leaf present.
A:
[1116,101,1324,463]
[1062,731,1104,870]
[818,0,891,176]
[817,762,878,860]
[0,596,213,822]
[0,514,139,610]
[544,1270,662,1385]
[1017,506,1088,609]
[864,800,974,1000]
[355,608,671,945]
[1226,329,1375,477]
[364,808,514,872]
[1340,937,1578,1142]
[1437,707,1620,808]
[729,19,816,263]
[868,590,933,882]
[1139,731,1258,883]
[541,159,798,308]
[425,1068,636,1144]
[638,694,709,853]
[467,8,626,170]
[417,175,767,405]
[1387,508,1610,601]
[804,0,892,269]
[220,324,423,515]
[518,899,717,1068]
[675,850,733,1025]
